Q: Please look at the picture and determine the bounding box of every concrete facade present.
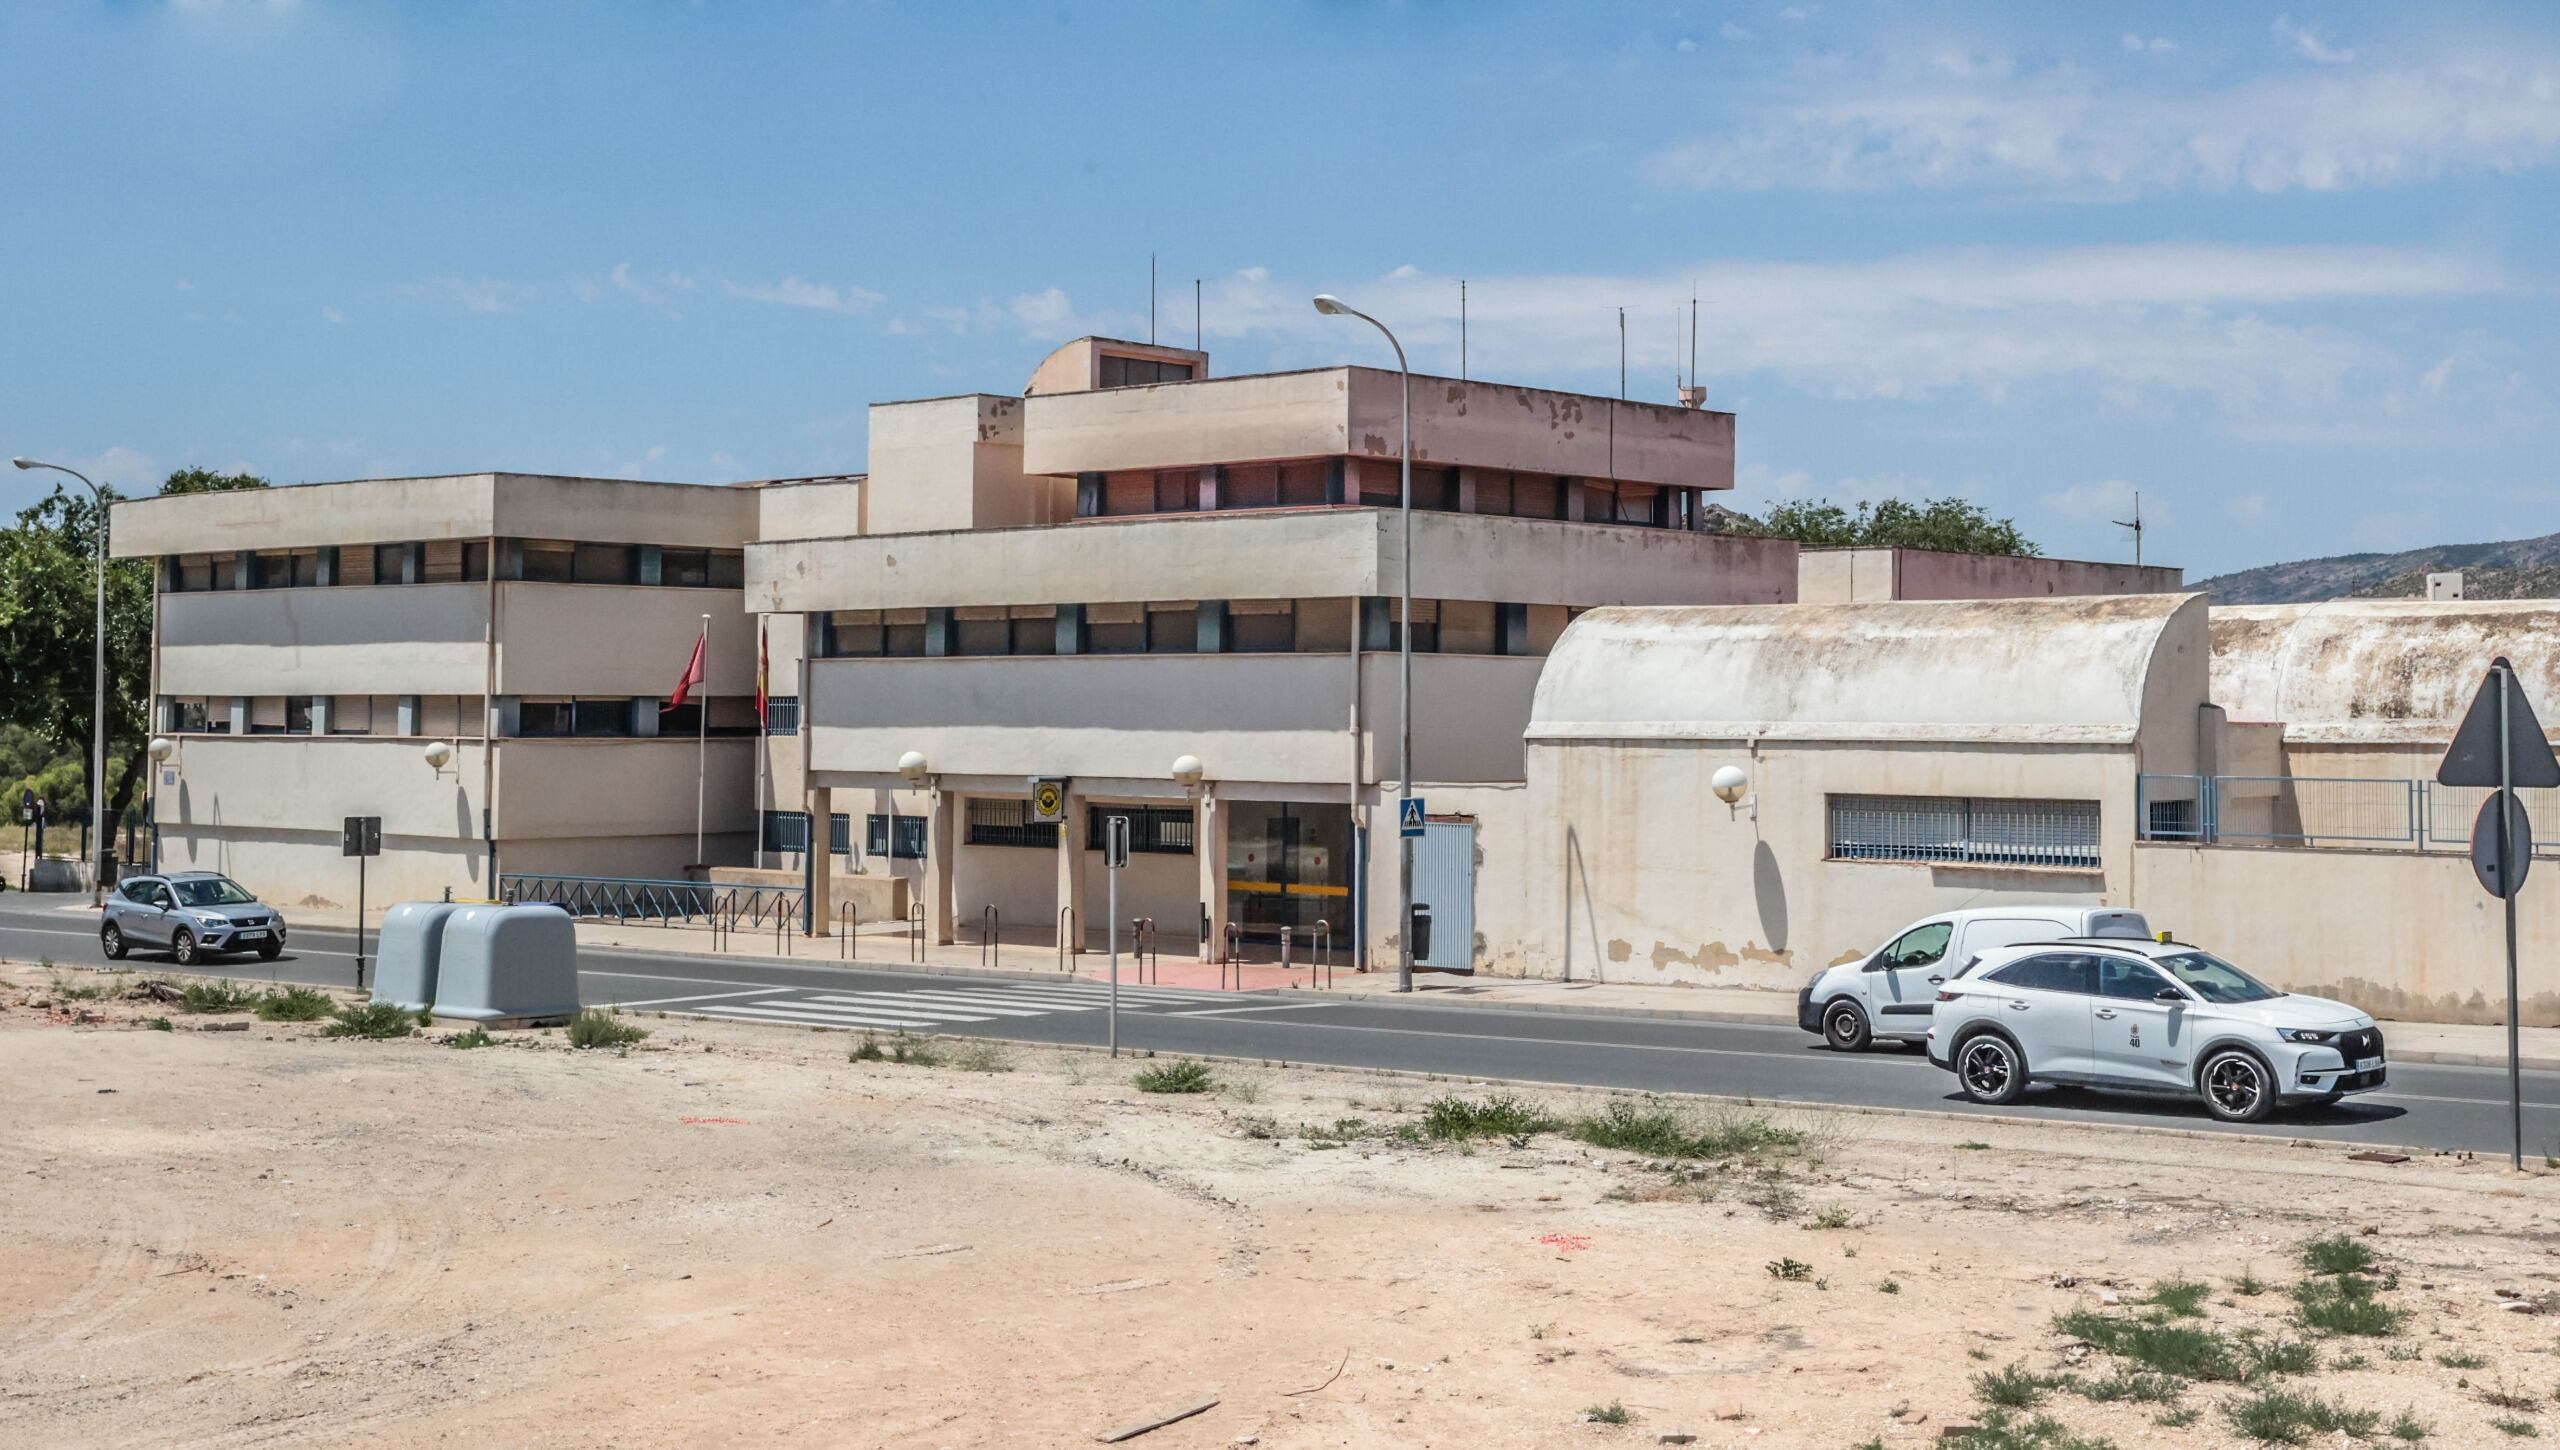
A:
[1796,547,2183,604]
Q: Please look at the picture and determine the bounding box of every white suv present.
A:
[1927,939,2385,1123]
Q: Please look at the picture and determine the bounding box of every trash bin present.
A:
[1408,903,1433,962]
[430,903,581,1028]
[371,901,462,1016]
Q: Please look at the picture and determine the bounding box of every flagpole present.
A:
[695,614,709,866]
[753,615,769,871]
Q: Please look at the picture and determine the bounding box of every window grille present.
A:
[967,798,1059,849]
[1827,794,2100,869]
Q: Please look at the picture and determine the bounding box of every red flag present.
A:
[755,619,770,727]
[667,630,706,709]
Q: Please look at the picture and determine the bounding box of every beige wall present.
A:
[159,584,491,697]
[496,584,756,697]
[111,472,755,558]
[1797,549,2183,603]
[751,508,1796,615]
[756,479,866,543]
[1518,738,2137,991]
[864,395,1069,536]
[1023,368,1735,492]
[497,739,755,842]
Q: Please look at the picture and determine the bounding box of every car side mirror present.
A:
[2153,987,2185,1003]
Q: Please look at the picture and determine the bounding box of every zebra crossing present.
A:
[671,977,1251,1033]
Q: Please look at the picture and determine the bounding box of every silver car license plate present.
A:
[236,930,266,941]
[2355,1056,2381,1072]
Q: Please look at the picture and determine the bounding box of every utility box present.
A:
[370,901,462,1016]
[430,904,581,1028]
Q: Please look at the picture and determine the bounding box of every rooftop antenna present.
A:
[1149,254,1157,344]
[1194,277,1201,352]
[1459,278,1467,382]
[2113,490,2145,567]
[1678,289,1707,408]
[1617,306,1627,400]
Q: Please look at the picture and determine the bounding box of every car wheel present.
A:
[1822,999,1873,1052]
[1956,1031,2027,1105]
[101,922,127,961]
[2199,1048,2277,1124]
[170,928,198,967]
[256,938,283,962]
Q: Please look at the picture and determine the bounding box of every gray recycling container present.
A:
[371,901,462,1015]
[431,903,581,1028]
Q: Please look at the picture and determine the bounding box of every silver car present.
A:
[102,872,289,966]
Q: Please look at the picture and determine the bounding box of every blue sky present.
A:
[4,1,2555,578]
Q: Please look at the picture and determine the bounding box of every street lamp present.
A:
[146,737,175,873]
[13,457,110,905]
[1311,294,1416,994]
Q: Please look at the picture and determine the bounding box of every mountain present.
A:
[2192,531,2560,604]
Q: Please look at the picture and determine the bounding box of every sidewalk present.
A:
[39,895,2560,1071]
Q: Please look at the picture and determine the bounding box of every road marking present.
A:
[697,1006,947,1031]
[703,1002,985,1028]
[611,987,796,1010]
[1167,1001,1344,1017]
[811,991,1062,1018]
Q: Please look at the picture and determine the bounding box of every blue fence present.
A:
[499,872,806,929]
[2138,774,2560,854]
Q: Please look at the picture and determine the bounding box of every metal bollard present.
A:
[1057,906,1076,972]
[908,903,926,963]
[982,905,1000,970]
[1312,919,1333,989]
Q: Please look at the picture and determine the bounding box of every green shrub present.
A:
[2492,1416,2540,1438]
[1583,1401,1630,1425]
[1419,1092,1551,1139]
[1133,1058,1216,1094]
[2238,1334,2322,1378]
[2054,1309,2246,1382]
[1948,1408,2119,1450]
[2071,1369,2184,1404]
[255,985,336,1022]
[1974,1363,2055,1409]
[447,1026,495,1050]
[2386,1409,2429,1442]
[179,978,261,1013]
[949,1039,1014,1073]
[2292,1275,2406,1337]
[2223,1388,2380,1445]
[565,1009,649,1049]
[2298,1233,2379,1276]
[321,1001,421,1039]
[143,1016,173,1032]
[2142,1278,2213,1318]
[1766,1257,1813,1282]
[1562,1098,1803,1159]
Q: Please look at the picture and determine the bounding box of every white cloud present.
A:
[983,246,2506,437]
[1720,21,1753,42]
[720,275,883,316]
[319,304,345,324]
[1676,36,1698,53]
[2225,494,2268,523]
[1777,5,1812,21]
[2042,478,2154,524]
[2273,15,2356,66]
[1646,48,2560,195]
[401,277,540,314]
[2120,32,2175,55]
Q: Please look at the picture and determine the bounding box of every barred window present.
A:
[967,798,1060,849]
[1827,795,2100,870]
[866,813,927,859]
[1084,805,1194,855]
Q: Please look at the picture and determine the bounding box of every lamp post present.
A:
[1311,295,1415,994]
[13,458,111,906]
[145,736,175,873]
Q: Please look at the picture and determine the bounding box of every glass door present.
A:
[1226,802,1352,939]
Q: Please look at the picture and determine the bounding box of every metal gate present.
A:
[1410,819,1476,973]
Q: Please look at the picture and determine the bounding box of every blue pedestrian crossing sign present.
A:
[1399,797,1426,838]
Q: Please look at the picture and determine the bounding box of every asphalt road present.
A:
[6,896,2556,1156]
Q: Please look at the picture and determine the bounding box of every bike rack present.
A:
[908,902,926,963]
[1130,917,1157,984]
[1057,906,1077,972]
[980,905,1001,970]
[1219,920,1245,991]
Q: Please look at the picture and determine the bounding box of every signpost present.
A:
[1399,797,1425,838]
[1103,814,1131,1057]
[2437,658,2560,1169]
[343,816,382,988]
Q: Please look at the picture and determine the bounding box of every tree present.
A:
[0,467,267,848]
[1752,496,2040,557]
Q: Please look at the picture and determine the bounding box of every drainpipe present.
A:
[1348,598,1366,972]
[482,531,500,889]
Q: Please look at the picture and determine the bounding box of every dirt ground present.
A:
[9,964,2560,1449]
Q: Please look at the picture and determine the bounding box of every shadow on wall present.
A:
[1563,824,1602,984]
[451,784,481,884]
[1752,839,1788,954]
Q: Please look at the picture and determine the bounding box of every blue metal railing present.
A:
[499,872,806,928]
[2137,773,2560,855]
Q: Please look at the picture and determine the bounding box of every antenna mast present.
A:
[1460,278,1468,382]
[2112,491,2145,567]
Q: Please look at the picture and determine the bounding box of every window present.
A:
[953,608,1011,656]
[661,549,712,588]
[761,810,810,853]
[882,609,927,656]
[516,700,572,737]
[1097,470,1195,516]
[1987,953,2097,995]
[967,798,1060,849]
[1084,804,1194,855]
[1146,602,1196,654]
[1098,353,1196,388]
[1827,795,2101,870]
[764,697,800,735]
[281,697,314,735]
[571,542,632,584]
[462,540,491,581]
[866,813,927,859]
[1278,460,1329,507]
[572,699,629,736]
[375,543,415,583]
[1009,606,1056,655]
[2154,951,2281,1004]
[1876,921,1952,970]
[173,554,217,591]
[1086,602,1144,654]
[166,698,220,733]
[330,696,373,735]
[1229,599,1294,653]
[2096,955,2175,1001]
[825,609,926,657]
[1472,471,1567,520]
[251,549,322,588]
[2145,796,2200,841]
[420,539,467,584]
[520,540,574,583]
[1222,465,1279,511]
[1386,598,1439,653]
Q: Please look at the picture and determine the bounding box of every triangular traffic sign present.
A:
[2439,657,2560,789]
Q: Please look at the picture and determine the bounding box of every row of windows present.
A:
[1076,458,1717,530]
[816,599,1569,660]
[1826,794,2102,870]
[961,800,1195,854]
[157,694,787,740]
[758,811,925,858]
[165,540,745,593]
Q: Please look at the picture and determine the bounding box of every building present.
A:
[113,473,767,902]
[750,337,1786,967]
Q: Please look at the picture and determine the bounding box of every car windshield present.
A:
[169,877,256,908]
[2154,951,2281,1004]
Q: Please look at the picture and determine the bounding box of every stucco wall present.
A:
[2211,601,2560,744]
[495,584,756,697]
[111,473,753,558]
[755,479,866,543]
[158,584,491,697]
[1797,549,2183,603]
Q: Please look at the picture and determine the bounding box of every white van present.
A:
[1796,906,2153,1052]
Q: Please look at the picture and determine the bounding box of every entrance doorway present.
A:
[1227,801,1352,942]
